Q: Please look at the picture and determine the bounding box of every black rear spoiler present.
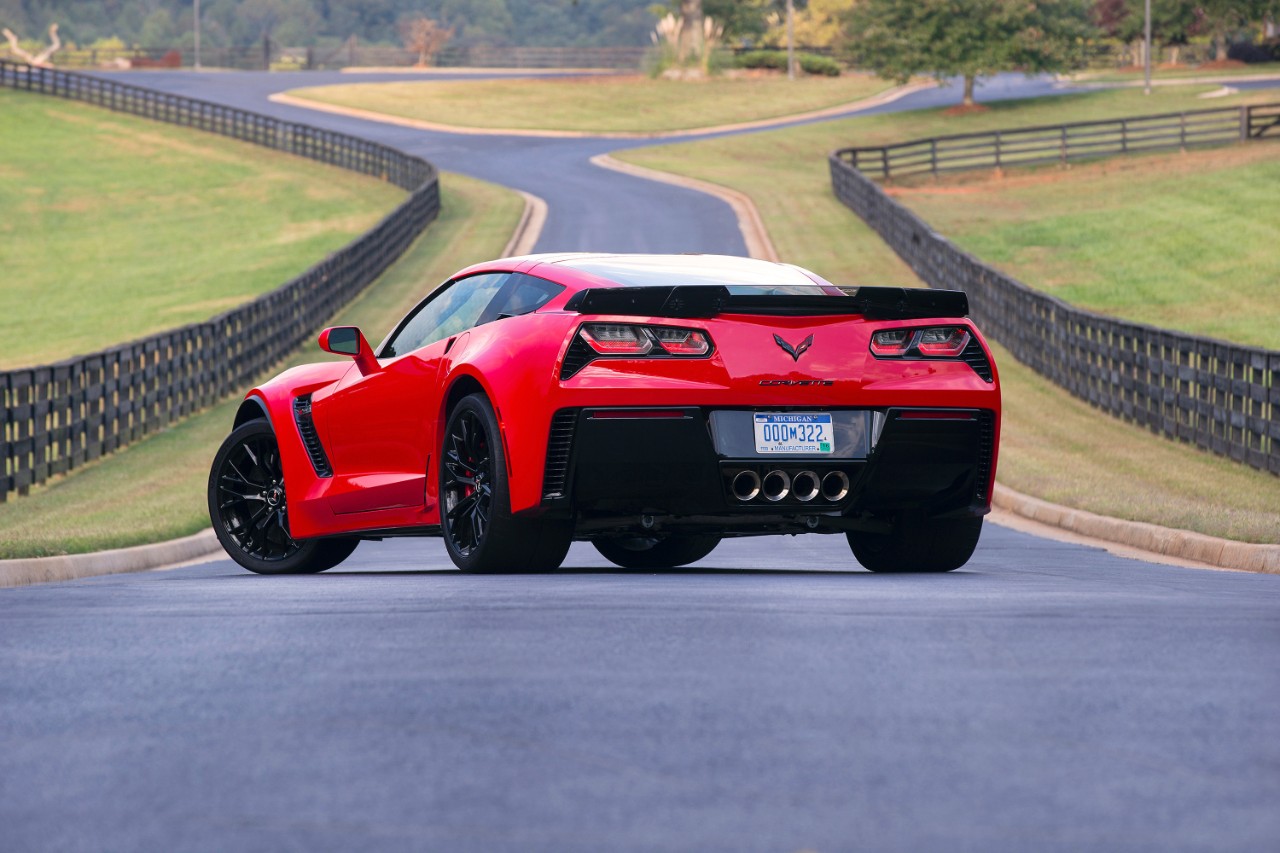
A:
[563,285,969,320]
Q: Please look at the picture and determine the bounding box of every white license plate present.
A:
[753,413,834,454]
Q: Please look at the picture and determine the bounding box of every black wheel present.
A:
[440,394,573,573]
[846,516,983,573]
[593,534,722,569]
[208,419,359,575]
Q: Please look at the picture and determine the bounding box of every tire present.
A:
[846,516,982,573]
[440,393,573,573]
[593,534,722,569]
[208,419,359,575]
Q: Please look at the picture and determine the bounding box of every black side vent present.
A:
[559,337,595,380]
[961,337,994,383]
[293,395,333,478]
[542,409,579,501]
[974,410,996,503]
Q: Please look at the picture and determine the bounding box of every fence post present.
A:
[1240,105,1250,141]
[931,138,938,177]
[1060,126,1067,165]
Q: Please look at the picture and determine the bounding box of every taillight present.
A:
[870,329,913,357]
[651,327,711,356]
[870,326,972,359]
[581,323,654,355]
[564,323,716,379]
[916,327,970,357]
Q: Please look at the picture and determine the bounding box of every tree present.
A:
[847,0,1095,106]
[398,15,452,65]
[1092,0,1197,64]
[1196,0,1272,60]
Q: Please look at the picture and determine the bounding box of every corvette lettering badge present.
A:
[773,334,813,362]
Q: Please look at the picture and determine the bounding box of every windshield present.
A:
[559,255,838,293]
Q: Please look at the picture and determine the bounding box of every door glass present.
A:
[380,273,509,358]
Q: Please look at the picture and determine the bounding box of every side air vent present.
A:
[961,337,994,383]
[542,409,578,500]
[293,395,333,478]
[974,410,996,503]
[559,337,595,380]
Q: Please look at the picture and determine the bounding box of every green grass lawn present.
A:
[287,73,894,134]
[0,89,405,370]
[890,143,1280,348]
[0,173,523,559]
[616,84,1280,542]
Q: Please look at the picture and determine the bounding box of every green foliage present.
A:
[1,0,664,49]
[847,0,1096,102]
[1091,0,1197,46]
[735,49,841,75]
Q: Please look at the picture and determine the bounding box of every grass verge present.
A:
[615,84,1280,542]
[0,89,404,369]
[286,73,893,134]
[0,173,523,559]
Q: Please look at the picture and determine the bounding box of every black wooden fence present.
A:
[840,103,1280,180]
[830,103,1280,476]
[0,60,441,500]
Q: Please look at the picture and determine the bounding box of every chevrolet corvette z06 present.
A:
[208,253,1000,575]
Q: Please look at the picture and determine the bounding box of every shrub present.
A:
[735,49,841,76]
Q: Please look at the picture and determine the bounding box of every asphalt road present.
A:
[2,70,1277,851]
[3,530,1278,852]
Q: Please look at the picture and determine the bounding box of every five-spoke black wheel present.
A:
[208,419,358,574]
[846,516,982,573]
[592,534,721,569]
[440,394,572,573]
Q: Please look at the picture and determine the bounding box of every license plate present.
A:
[753,412,834,454]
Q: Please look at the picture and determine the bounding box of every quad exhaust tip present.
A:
[821,470,850,502]
[792,471,820,502]
[731,468,851,503]
[731,470,761,501]
[761,470,791,502]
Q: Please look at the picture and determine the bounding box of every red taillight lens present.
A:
[916,327,970,357]
[652,327,711,356]
[870,329,913,357]
[581,323,654,355]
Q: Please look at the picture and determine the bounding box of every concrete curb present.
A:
[269,81,932,141]
[500,190,548,257]
[0,529,222,589]
[993,484,1280,574]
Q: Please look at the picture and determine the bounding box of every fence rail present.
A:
[829,103,1280,476]
[0,60,441,501]
[836,104,1280,180]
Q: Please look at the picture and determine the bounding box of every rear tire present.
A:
[440,394,573,573]
[208,419,359,575]
[593,534,722,569]
[847,517,982,573]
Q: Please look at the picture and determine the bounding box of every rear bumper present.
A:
[539,406,997,536]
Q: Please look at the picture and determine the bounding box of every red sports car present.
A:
[208,254,1000,574]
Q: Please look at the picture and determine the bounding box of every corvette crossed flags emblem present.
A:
[773,334,814,362]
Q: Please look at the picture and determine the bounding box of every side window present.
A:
[380,273,509,358]
[481,273,564,324]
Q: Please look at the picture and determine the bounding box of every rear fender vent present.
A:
[293,395,333,478]
[961,337,994,383]
[542,408,578,501]
[560,337,594,380]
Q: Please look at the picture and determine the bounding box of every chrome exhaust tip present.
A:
[731,470,762,502]
[791,471,820,502]
[821,470,850,502]
[762,470,791,502]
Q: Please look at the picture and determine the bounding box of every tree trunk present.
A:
[963,75,976,107]
[677,0,703,64]
[1215,30,1228,62]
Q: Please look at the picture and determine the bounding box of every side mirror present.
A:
[318,326,378,374]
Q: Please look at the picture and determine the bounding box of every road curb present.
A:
[0,529,222,589]
[993,484,1280,574]
[269,81,932,140]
